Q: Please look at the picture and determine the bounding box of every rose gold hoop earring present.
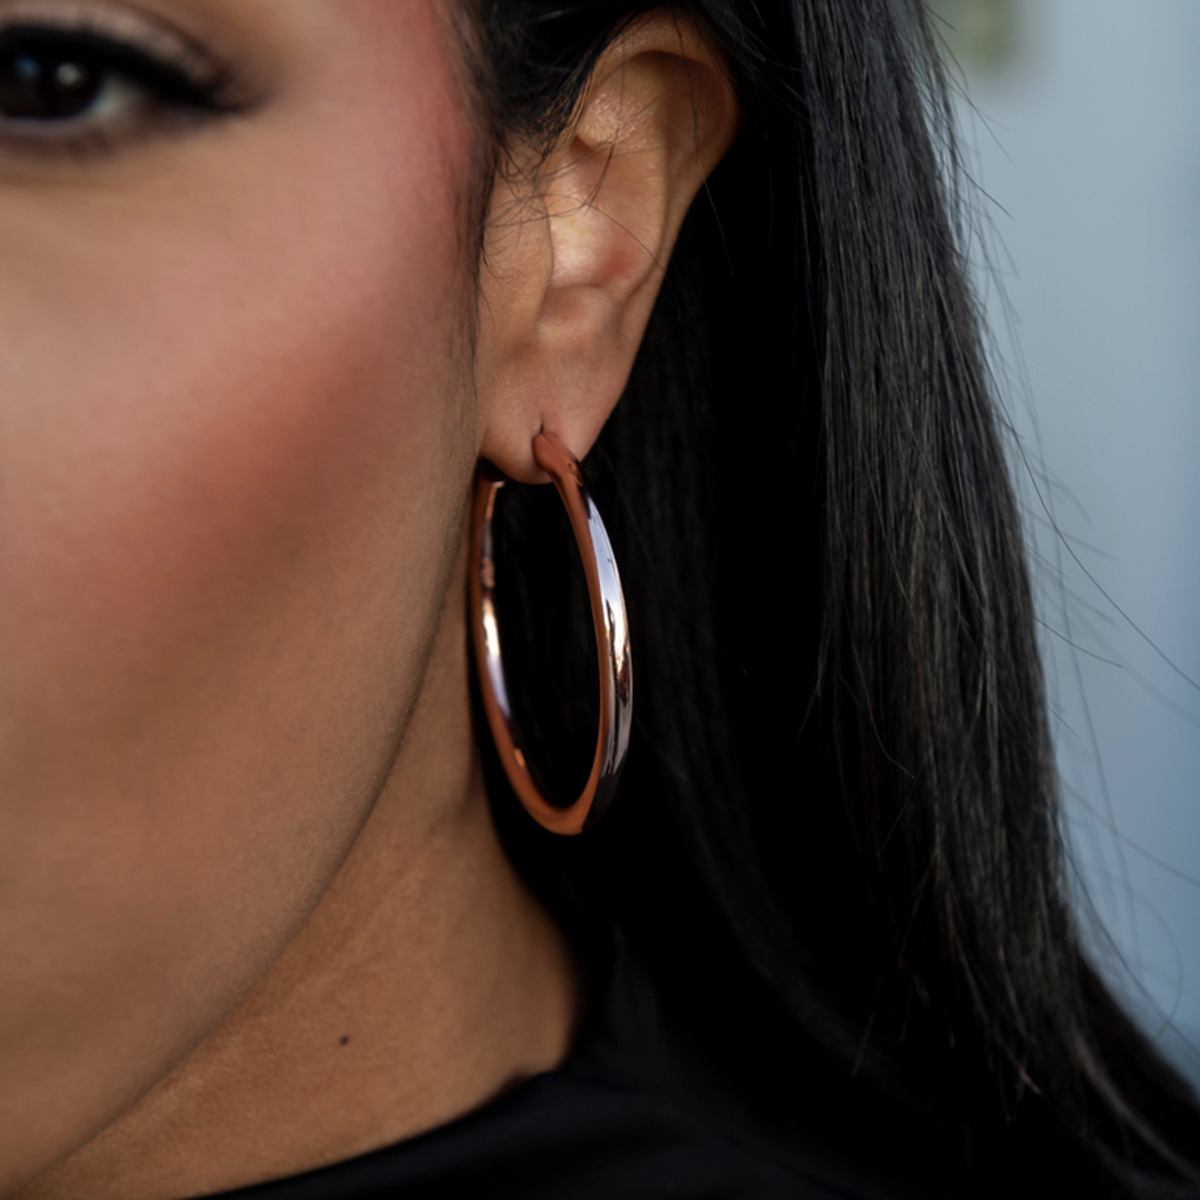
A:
[470,431,632,836]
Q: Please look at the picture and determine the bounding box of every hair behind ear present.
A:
[463,0,1200,1190]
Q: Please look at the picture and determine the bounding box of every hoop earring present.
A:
[470,431,632,836]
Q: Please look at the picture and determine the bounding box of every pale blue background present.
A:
[947,0,1200,1081]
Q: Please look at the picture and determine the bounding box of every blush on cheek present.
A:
[0,42,473,723]
[0,262,452,722]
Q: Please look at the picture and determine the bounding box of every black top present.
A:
[199,925,1041,1200]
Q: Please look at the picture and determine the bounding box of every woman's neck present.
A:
[15,598,583,1200]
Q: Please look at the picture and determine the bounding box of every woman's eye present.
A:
[2,37,114,120]
[0,23,240,152]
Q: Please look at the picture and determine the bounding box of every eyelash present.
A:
[0,13,247,160]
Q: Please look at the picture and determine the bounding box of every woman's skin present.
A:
[0,1,738,1196]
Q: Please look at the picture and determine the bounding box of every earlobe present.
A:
[474,12,740,484]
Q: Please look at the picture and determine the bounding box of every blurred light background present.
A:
[927,0,1200,1082]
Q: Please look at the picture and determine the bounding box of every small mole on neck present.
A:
[339,1035,351,1046]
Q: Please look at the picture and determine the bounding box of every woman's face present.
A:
[0,0,480,1181]
[0,0,740,1185]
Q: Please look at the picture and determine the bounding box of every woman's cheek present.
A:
[0,128,468,720]
[3,214,435,651]
[0,88,473,1037]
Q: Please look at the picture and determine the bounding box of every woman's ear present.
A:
[473,11,739,483]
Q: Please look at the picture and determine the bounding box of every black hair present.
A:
[460,0,1200,1192]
